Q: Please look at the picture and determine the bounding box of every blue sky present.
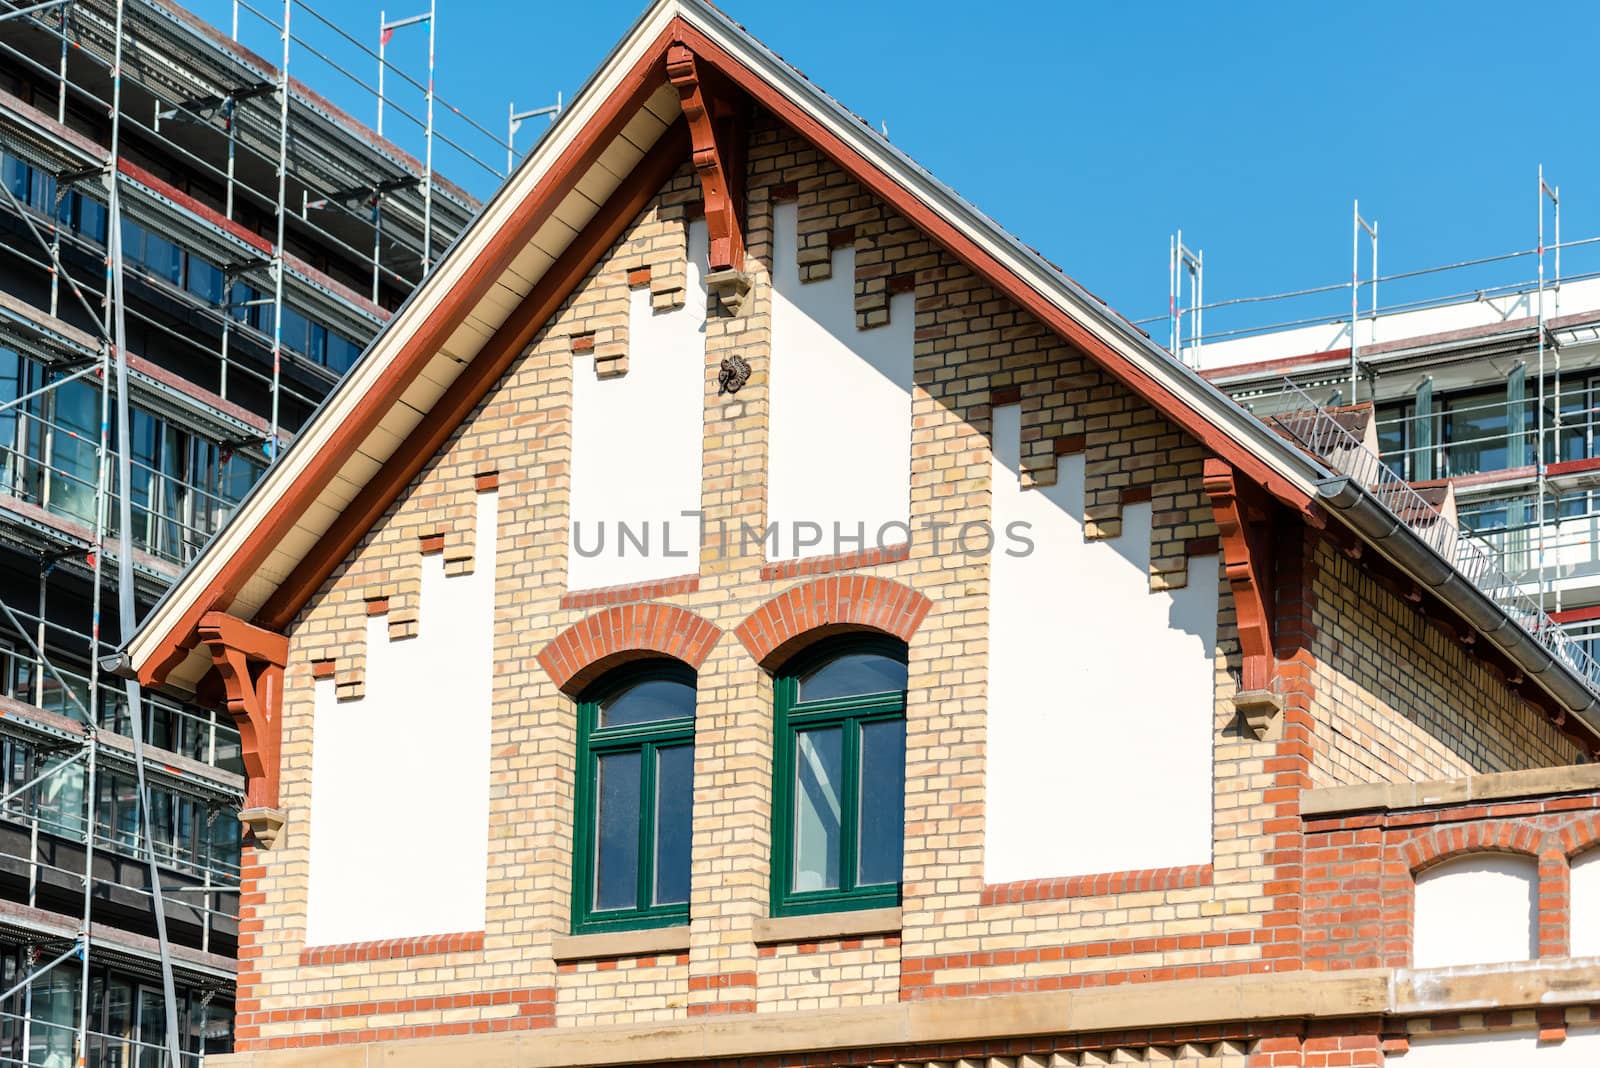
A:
[195,0,1600,340]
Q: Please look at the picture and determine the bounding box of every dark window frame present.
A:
[770,634,907,918]
[571,659,696,935]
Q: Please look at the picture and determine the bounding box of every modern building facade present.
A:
[1198,277,1600,664]
[123,2,1600,1066]
[0,0,478,1061]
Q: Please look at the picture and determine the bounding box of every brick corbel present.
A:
[666,42,750,314]
[198,611,289,847]
[1203,458,1280,726]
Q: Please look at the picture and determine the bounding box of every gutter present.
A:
[1317,475,1600,735]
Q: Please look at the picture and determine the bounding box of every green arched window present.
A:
[573,660,696,933]
[772,635,907,916]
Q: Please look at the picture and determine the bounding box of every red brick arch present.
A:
[537,603,722,694]
[1558,813,1600,859]
[1403,821,1544,875]
[734,575,932,668]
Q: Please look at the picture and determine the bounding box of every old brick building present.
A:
[119,1,1600,1064]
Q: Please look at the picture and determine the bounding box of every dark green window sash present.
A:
[771,636,906,918]
[572,664,695,934]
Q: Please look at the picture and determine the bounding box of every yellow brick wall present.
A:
[755,936,900,1012]
[1308,541,1581,785]
[556,953,690,1026]
[232,115,1580,1052]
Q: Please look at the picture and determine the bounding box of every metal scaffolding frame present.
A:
[1157,166,1600,635]
[0,0,562,1060]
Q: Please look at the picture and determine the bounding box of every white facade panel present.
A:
[1571,849,1600,958]
[304,491,498,945]
[766,200,913,560]
[567,222,708,590]
[1412,853,1537,968]
[1401,1029,1600,1065]
[984,404,1217,885]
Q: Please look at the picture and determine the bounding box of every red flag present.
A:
[380,26,394,46]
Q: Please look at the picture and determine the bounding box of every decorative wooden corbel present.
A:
[198,611,289,848]
[666,42,751,315]
[1204,458,1281,737]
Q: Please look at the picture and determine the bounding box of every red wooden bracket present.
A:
[1203,458,1277,692]
[198,611,289,811]
[666,43,746,273]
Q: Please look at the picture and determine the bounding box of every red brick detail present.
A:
[686,1001,756,1016]
[1053,433,1086,455]
[537,603,722,693]
[559,573,700,610]
[902,951,1281,1000]
[981,865,1213,905]
[1403,820,1543,872]
[1120,484,1153,505]
[570,332,596,353]
[686,970,756,991]
[233,986,554,1050]
[365,597,390,616]
[756,935,900,958]
[1186,535,1220,557]
[1538,1007,1568,1044]
[759,542,910,581]
[419,533,446,554]
[627,266,652,287]
[1302,791,1600,970]
[734,575,933,668]
[1557,811,1600,857]
[990,385,1023,406]
[310,659,336,680]
[770,180,799,201]
[474,470,500,491]
[556,952,689,973]
[888,272,916,294]
[299,930,484,966]
[826,225,855,249]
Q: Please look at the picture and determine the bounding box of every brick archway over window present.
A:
[735,575,933,669]
[537,604,722,694]
[1403,822,1544,875]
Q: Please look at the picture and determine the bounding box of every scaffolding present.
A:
[0,0,559,1061]
[1155,166,1600,663]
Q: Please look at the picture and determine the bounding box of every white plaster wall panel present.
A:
[305,491,498,945]
[984,404,1217,884]
[1412,853,1537,968]
[567,222,708,590]
[766,200,913,560]
[1401,1030,1600,1066]
[1571,849,1600,957]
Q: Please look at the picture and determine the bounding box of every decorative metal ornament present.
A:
[718,354,752,395]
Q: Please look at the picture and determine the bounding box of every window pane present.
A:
[49,377,99,524]
[797,651,907,703]
[653,744,693,906]
[599,676,694,728]
[593,750,641,911]
[791,726,843,893]
[857,718,905,886]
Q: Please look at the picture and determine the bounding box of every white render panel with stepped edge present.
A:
[984,403,1218,884]
[304,491,497,945]
[766,200,914,561]
[567,221,709,590]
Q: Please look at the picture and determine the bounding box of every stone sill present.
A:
[1304,764,1600,817]
[550,925,690,962]
[752,907,901,945]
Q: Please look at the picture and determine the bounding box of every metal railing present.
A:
[1266,379,1600,693]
